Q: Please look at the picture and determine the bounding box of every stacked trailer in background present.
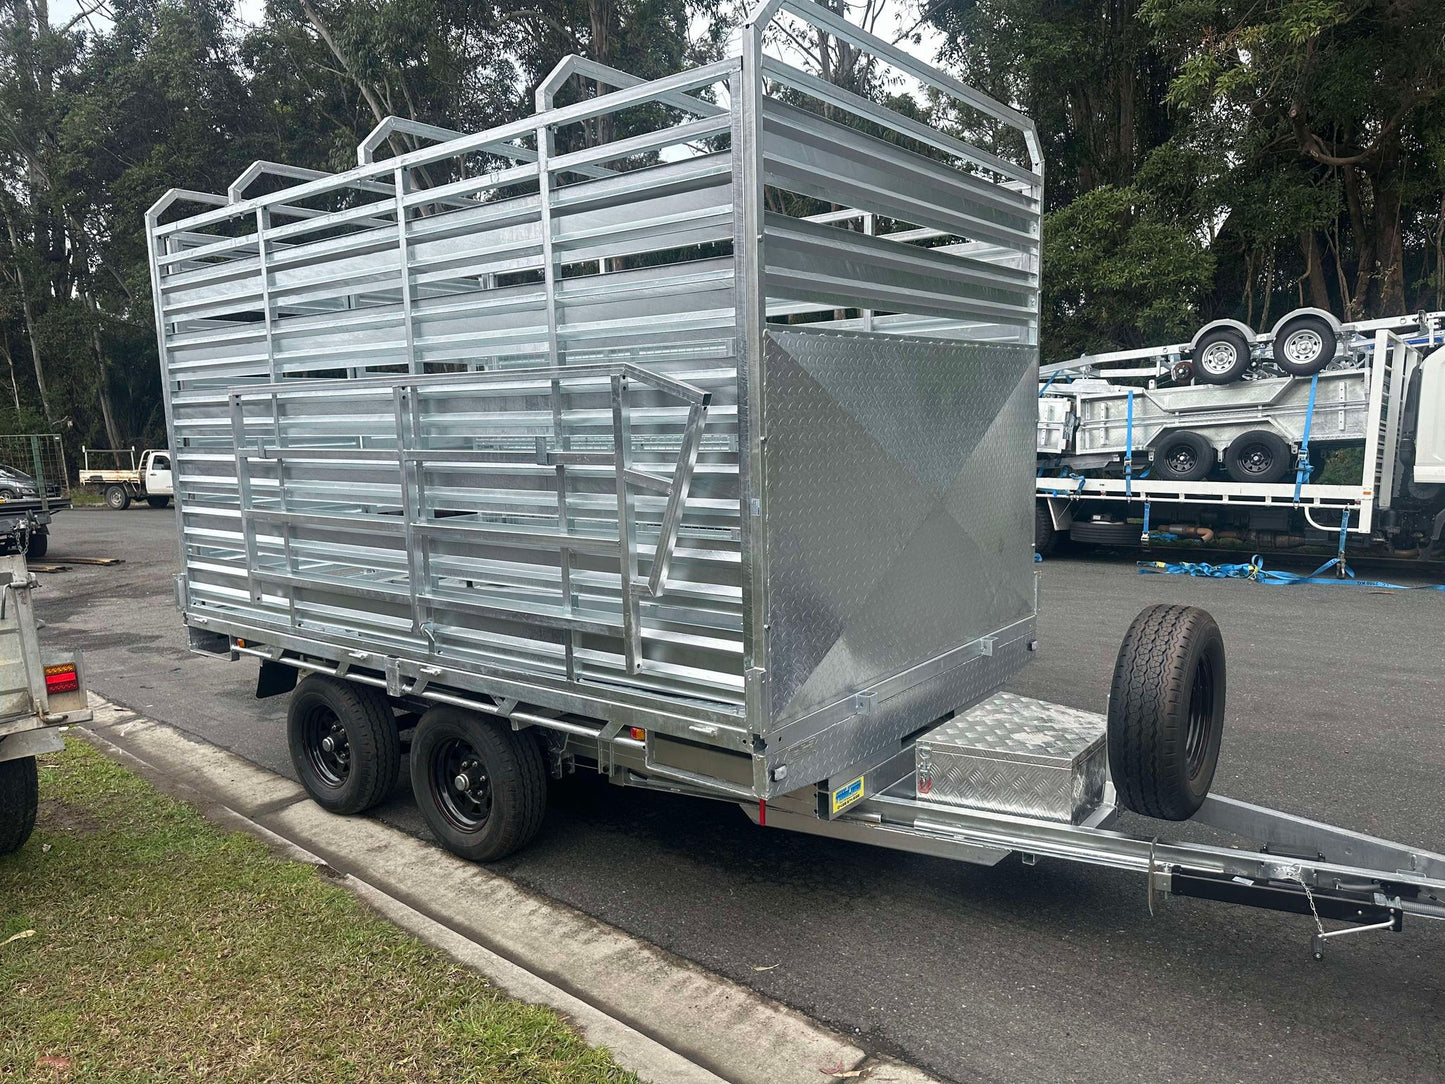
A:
[1036,309,1445,562]
[145,1,1445,954]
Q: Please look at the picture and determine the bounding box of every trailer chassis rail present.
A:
[750,787,1445,957]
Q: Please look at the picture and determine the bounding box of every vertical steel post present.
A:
[612,373,641,671]
[394,385,426,633]
[229,393,261,604]
[395,165,419,374]
[257,207,278,383]
[733,29,768,734]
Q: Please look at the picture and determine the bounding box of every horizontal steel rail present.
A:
[149,0,1043,796]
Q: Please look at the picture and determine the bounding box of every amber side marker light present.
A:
[44,662,79,695]
[629,727,646,741]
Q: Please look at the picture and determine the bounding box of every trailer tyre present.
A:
[104,485,130,511]
[1224,430,1291,484]
[1192,327,1252,384]
[1069,518,1140,546]
[1034,502,1058,557]
[287,675,400,815]
[410,707,547,862]
[25,530,47,560]
[1107,604,1226,821]
[1154,431,1214,481]
[1271,314,1336,376]
[0,755,39,856]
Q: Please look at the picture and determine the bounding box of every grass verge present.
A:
[0,741,639,1084]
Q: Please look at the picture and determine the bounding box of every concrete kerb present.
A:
[75,695,943,1084]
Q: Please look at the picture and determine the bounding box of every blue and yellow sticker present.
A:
[830,775,865,815]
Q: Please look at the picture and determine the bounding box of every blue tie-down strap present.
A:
[1293,372,1320,502]
[1138,554,1445,590]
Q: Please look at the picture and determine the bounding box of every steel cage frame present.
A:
[147,0,1045,799]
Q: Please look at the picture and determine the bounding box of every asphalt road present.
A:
[37,509,1445,1084]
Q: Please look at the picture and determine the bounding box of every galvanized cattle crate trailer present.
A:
[147,0,1445,955]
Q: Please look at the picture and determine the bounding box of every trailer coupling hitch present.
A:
[1309,915,1401,960]
[1162,869,1405,959]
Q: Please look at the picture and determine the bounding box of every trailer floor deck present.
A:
[39,510,1445,1084]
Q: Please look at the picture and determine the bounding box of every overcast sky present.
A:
[46,0,943,59]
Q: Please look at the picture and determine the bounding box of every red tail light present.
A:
[44,663,79,695]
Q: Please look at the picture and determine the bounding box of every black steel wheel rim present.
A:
[303,705,350,787]
[432,737,491,832]
[1236,442,1275,475]
[1185,655,1215,780]
[1166,444,1198,473]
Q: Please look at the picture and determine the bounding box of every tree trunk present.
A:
[588,0,616,146]
[0,336,21,413]
[83,291,124,449]
[1342,167,1374,319]
[1298,229,1331,309]
[1,209,53,421]
[1371,139,1406,316]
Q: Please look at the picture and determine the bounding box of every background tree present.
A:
[0,0,1439,454]
[929,0,1444,359]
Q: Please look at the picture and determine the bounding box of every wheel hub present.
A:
[304,710,350,787]
[1200,342,1238,374]
[1239,445,1272,474]
[434,741,492,831]
[1283,329,1324,365]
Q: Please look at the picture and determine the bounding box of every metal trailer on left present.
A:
[145,0,1445,958]
[0,554,92,854]
[0,434,72,560]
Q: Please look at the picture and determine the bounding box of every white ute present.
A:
[79,447,174,511]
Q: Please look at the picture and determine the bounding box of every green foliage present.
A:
[1,741,638,1082]
[1043,185,1215,361]
[932,0,1445,343]
[0,0,723,470]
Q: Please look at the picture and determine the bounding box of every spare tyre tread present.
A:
[0,755,39,855]
[1035,502,1058,557]
[1070,519,1140,546]
[1108,604,1225,820]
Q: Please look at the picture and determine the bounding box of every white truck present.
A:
[1036,307,1445,559]
[79,447,174,510]
[0,554,91,853]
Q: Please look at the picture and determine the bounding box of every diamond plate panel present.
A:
[763,622,1034,799]
[761,328,1037,730]
[915,692,1107,823]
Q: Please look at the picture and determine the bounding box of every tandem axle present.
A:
[213,603,1445,960]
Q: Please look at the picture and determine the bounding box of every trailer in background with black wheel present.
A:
[0,554,92,856]
[1037,308,1445,559]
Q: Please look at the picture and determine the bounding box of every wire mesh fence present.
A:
[0,435,69,500]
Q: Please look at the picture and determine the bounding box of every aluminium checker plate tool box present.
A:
[916,692,1107,824]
